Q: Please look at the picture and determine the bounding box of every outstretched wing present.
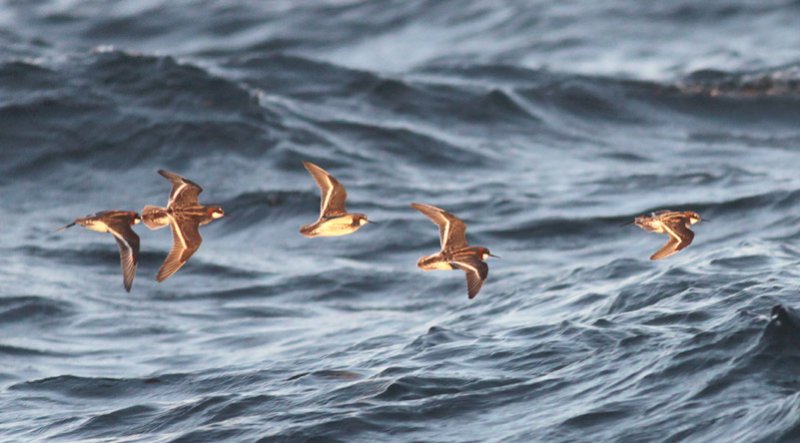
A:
[451,256,489,299]
[159,169,203,209]
[303,161,348,218]
[651,218,695,260]
[411,203,468,250]
[108,223,140,292]
[156,215,202,282]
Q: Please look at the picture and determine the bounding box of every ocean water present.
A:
[2,1,800,441]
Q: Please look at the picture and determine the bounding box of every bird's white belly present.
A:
[637,219,666,233]
[82,220,110,233]
[313,217,357,237]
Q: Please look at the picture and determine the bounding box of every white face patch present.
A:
[134,218,141,224]
[212,211,224,219]
[359,218,367,225]
[482,252,490,260]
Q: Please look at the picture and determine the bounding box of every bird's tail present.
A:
[142,205,170,230]
[55,221,76,232]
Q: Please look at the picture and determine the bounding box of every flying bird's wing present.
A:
[451,256,489,299]
[159,169,203,209]
[650,217,695,260]
[303,161,348,218]
[107,222,140,292]
[411,203,468,250]
[156,214,202,282]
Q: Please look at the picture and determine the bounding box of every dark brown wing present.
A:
[159,169,203,209]
[107,222,139,292]
[96,210,123,218]
[451,256,489,299]
[156,214,202,282]
[651,218,695,260]
[303,162,348,218]
[411,203,468,250]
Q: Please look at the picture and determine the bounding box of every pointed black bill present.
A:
[56,222,76,232]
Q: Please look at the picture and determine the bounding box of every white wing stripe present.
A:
[454,260,479,275]
[170,216,188,249]
[661,221,686,246]
[109,229,131,251]
[441,217,450,250]
[321,175,334,216]
[169,182,187,206]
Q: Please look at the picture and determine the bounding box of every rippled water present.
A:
[2,1,800,441]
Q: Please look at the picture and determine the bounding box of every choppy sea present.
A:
[2,1,800,441]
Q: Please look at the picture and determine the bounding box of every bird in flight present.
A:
[58,210,141,292]
[300,161,371,238]
[411,203,498,299]
[632,210,703,260]
[142,170,224,282]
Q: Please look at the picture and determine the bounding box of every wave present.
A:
[9,373,184,397]
[0,295,75,325]
[0,50,288,180]
[2,49,800,186]
[0,344,67,357]
[677,64,800,98]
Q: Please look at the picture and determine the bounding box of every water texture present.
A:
[2,1,800,441]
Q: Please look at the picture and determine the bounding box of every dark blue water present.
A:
[2,1,800,441]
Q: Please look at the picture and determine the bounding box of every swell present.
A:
[3,52,799,184]
[0,344,68,357]
[0,295,75,325]
[0,50,286,180]
[640,305,800,442]
[421,62,800,126]
[9,373,186,397]
[676,64,800,98]
[232,54,543,124]
[2,5,800,442]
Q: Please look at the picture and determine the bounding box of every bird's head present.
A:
[131,212,142,225]
[353,214,370,226]
[686,211,702,224]
[479,247,500,260]
[209,206,225,219]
